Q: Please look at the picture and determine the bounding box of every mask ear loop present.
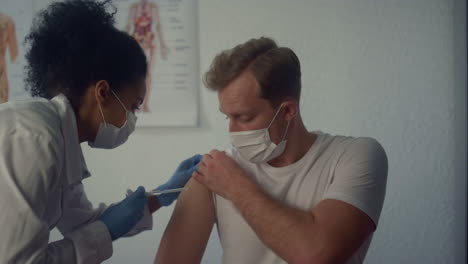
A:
[267,104,285,129]
[111,90,130,125]
[267,104,291,142]
[97,99,107,127]
[111,90,129,112]
[280,120,291,141]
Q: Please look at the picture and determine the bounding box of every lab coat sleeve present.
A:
[55,183,112,263]
[0,129,80,263]
[56,183,153,261]
[124,203,153,237]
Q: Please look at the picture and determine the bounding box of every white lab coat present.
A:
[0,94,152,263]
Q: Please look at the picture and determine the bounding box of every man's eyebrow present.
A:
[220,110,252,117]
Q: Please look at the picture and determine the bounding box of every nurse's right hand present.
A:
[99,186,148,240]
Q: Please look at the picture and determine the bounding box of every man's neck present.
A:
[267,118,317,168]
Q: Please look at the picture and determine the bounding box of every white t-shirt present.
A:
[214,132,388,264]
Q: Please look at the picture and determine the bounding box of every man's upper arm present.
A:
[154,178,215,264]
[307,199,375,264]
[308,137,388,263]
[324,137,388,228]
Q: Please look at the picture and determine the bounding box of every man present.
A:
[155,37,388,264]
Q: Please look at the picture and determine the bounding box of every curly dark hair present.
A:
[24,0,147,107]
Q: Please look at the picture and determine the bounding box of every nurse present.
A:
[0,0,199,263]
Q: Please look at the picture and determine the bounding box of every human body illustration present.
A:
[0,12,18,104]
[126,0,168,112]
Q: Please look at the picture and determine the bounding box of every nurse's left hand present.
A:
[155,154,202,206]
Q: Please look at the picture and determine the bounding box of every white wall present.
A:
[39,0,465,263]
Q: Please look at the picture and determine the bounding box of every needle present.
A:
[146,187,187,196]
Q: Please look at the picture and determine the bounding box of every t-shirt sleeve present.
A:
[224,148,234,158]
[322,137,388,228]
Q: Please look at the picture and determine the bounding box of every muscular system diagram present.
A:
[126,0,169,112]
[0,12,18,104]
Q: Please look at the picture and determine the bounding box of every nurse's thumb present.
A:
[131,186,146,198]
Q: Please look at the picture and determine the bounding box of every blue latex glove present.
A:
[155,154,202,206]
[99,186,148,240]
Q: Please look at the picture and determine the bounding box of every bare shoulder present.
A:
[155,179,215,264]
[176,178,214,211]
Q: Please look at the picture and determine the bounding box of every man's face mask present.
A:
[229,104,290,163]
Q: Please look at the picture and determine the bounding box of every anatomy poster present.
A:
[1,0,199,127]
[114,0,199,127]
[0,0,33,103]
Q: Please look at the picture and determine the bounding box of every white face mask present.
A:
[230,105,290,163]
[89,90,137,149]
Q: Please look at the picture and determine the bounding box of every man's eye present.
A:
[240,116,253,122]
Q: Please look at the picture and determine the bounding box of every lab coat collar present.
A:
[50,94,91,186]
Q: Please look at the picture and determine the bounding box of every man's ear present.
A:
[282,100,299,121]
[94,80,111,106]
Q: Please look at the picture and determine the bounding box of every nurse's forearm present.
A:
[148,196,161,213]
